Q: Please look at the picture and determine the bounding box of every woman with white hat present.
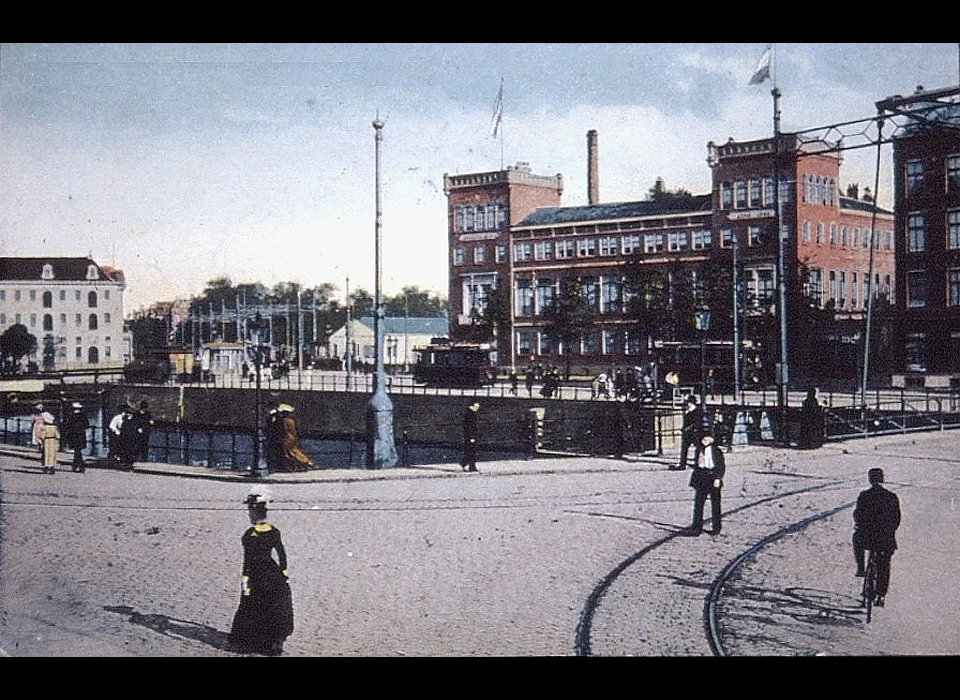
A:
[229,487,294,655]
[39,411,60,474]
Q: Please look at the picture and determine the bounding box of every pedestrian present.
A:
[461,401,480,472]
[241,361,250,381]
[107,406,127,464]
[264,408,284,472]
[799,387,824,449]
[670,395,699,470]
[853,468,901,608]
[275,403,313,472]
[525,367,534,397]
[39,410,60,474]
[118,404,139,470]
[682,432,726,536]
[31,403,45,454]
[229,487,294,656]
[509,369,518,396]
[62,402,89,473]
[132,400,153,461]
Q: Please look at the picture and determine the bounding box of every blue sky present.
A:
[2,43,958,312]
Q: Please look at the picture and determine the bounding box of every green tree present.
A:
[541,278,598,379]
[0,323,37,373]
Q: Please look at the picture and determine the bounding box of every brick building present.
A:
[883,85,960,387]
[445,129,893,388]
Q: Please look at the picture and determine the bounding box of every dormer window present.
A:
[86,264,98,280]
[41,264,54,280]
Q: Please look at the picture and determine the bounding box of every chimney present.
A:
[587,130,599,205]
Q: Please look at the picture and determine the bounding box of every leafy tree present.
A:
[541,278,598,379]
[384,286,447,317]
[0,323,37,373]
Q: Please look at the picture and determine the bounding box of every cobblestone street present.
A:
[2,431,958,656]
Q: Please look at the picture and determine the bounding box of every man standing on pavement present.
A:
[62,402,89,473]
[461,401,480,472]
[853,467,901,608]
[670,395,699,470]
[683,433,726,536]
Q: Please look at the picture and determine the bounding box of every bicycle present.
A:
[860,549,879,623]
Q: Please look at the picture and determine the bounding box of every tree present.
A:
[384,286,447,317]
[0,323,37,374]
[541,279,598,379]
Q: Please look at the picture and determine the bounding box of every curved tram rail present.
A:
[575,481,860,657]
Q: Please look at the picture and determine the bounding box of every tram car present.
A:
[412,339,496,388]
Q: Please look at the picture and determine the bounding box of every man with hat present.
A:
[671,395,700,470]
[853,468,902,608]
[461,401,481,472]
[682,432,726,536]
[63,402,90,473]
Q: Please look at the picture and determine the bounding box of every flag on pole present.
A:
[748,44,772,85]
[490,79,503,138]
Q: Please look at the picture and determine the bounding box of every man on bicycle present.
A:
[853,468,902,607]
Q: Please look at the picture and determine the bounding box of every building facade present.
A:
[445,130,894,387]
[444,162,563,362]
[0,256,131,371]
[884,85,960,387]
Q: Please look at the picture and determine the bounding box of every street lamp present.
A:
[248,312,270,478]
[366,115,398,469]
[694,308,712,432]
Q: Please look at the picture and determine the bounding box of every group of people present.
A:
[108,401,153,470]
[667,392,902,608]
[30,401,91,474]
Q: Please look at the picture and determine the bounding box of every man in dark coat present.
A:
[683,433,726,536]
[671,395,700,470]
[62,402,89,473]
[461,401,480,472]
[853,468,902,607]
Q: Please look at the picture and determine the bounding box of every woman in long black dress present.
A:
[229,488,294,655]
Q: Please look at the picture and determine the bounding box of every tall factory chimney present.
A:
[587,129,599,205]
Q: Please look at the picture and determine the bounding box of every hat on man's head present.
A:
[469,401,480,411]
[277,403,294,413]
[868,468,884,484]
[72,402,83,409]
[244,486,273,506]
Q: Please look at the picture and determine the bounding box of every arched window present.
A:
[88,291,98,308]
[87,346,99,364]
[88,314,98,330]
[42,291,53,308]
[42,263,54,280]
[43,314,53,332]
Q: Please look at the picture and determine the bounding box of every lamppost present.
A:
[248,312,269,478]
[695,308,712,433]
[366,115,398,469]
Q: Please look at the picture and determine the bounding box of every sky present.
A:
[2,43,959,313]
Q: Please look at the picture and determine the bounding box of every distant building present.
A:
[327,315,450,370]
[0,256,131,371]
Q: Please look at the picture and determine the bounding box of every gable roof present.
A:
[515,194,713,228]
[0,256,124,284]
[355,315,449,336]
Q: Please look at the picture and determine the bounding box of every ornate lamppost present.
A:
[248,312,269,478]
[366,115,398,468]
[694,307,713,432]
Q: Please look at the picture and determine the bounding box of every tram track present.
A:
[574,478,852,656]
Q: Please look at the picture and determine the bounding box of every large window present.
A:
[534,241,552,261]
[513,242,533,261]
[577,238,597,257]
[621,234,641,254]
[692,229,712,250]
[735,180,747,208]
[536,278,555,314]
[601,276,620,313]
[907,270,928,308]
[948,154,960,190]
[42,291,52,308]
[599,236,618,256]
[644,233,665,253]
[905,332,926,372]
[949,268,960,307]
[556,240,574,259]
[514,278,533,316]
[948,208,960,250]
[668,231,689,251]
[908,213,926,252]
[720,182,733,209]
[749,178,762,207]
[906,160,924,194]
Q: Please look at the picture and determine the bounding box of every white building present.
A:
[327,315,450,369]
[0,256,132,371]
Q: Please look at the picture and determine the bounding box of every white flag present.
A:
[490,80,503,138]
[748,44,772,85]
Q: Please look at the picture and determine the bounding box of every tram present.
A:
[655,339,769,392]
[412,339,496,388]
